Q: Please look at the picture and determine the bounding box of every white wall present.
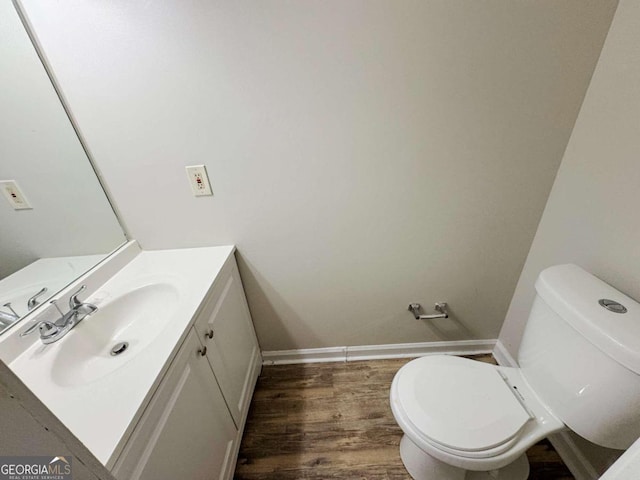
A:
[0,2,125,279]
[19,0,616,350]
[499,0,639,473]
[499,0,640,379]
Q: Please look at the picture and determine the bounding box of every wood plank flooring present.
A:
[235,355,574,479]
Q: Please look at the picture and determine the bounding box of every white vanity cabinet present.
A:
[193,261,261,425]
[112,329,238,480]
[111,255,261,480]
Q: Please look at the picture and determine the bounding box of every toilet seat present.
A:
[393,356,534,458]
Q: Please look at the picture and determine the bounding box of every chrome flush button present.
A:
[598,299,627,314]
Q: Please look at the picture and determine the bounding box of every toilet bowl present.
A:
[390,355,563,479]
[390,265,640,479]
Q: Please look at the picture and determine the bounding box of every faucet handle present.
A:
[69,285,87,310]
[27,287,48,311]
[20,320,40,337]
[50,299,64,316]
[38,321,60,340]
[3,302,18,318]
[20,320,58,338]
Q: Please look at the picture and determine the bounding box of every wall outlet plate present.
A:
[185,165,213,196]
[0,180,32,210]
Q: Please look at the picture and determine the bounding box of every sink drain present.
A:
[110,341,129,356]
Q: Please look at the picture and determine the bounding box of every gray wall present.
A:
[499,0,640,473]
[20,0,616,350]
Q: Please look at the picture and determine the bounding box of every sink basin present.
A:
[5,245,237,465]
[51,283,179,387]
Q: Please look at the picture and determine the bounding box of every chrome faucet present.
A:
[0,306,18,330]
[20,285,97,344]
[27,287,48,311]
[0,302,19,324]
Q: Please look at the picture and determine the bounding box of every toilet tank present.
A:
[518,264,640,450]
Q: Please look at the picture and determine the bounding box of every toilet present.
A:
[390,264,640,479]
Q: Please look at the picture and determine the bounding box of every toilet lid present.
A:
[396,356,532,453]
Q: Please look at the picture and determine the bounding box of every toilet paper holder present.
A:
[408,302,449,320]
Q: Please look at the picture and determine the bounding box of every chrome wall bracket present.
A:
[408,302,449,320]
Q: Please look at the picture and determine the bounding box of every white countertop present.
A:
[8,245,235,466]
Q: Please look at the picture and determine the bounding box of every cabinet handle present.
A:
[205,329,214,340]
[197,346,207,357]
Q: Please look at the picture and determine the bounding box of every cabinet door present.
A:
[194,260,260,425]
[113,329,237,480]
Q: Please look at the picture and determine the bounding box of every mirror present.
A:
[0,3,126,334]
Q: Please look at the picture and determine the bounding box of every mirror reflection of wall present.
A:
[0,2,126,332]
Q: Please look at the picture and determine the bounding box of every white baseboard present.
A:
[493,340,598,480]
[262,346,347,365]
[548,432,599,480]
[492,339,518,367]
[262,339,496,365]
[346,339,496,362]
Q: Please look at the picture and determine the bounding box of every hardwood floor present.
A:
[235,355,574,479]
